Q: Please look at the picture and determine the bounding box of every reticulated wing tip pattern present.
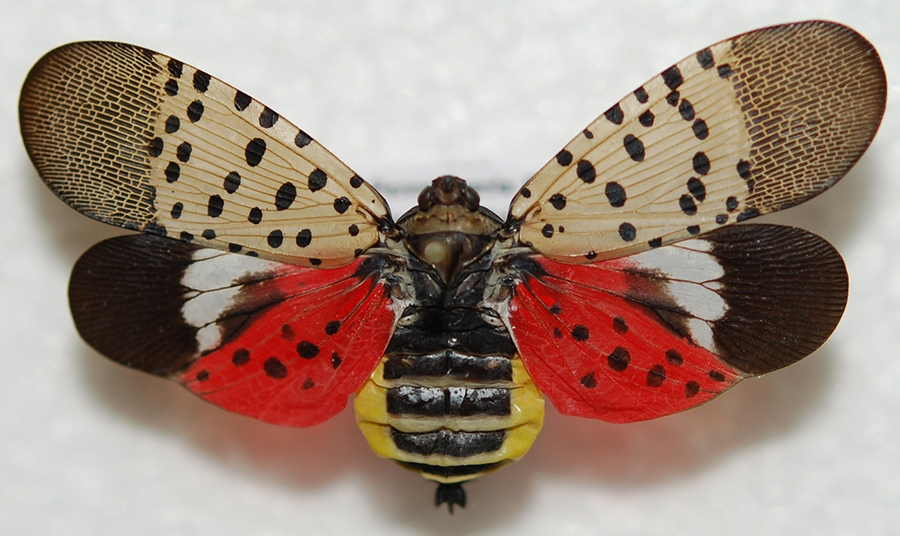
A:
[509,20,886,264]
[20,41,391,268]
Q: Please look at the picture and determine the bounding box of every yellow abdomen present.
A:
[355,352,544,484]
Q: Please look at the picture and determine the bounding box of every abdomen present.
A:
[354,307,544,483]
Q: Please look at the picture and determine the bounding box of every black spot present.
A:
[648,237,662,248]
[349,174,363,188]
[618,222,636,242]
[193,70,210,92]
[187,100,204,122]
[715,214,728,224]
[692,119,709,140]
[325,320,341,335]
[572,325,590,341]
[171,202,183,219]
[281,324,296,341]
[165,115,180,133]
[737,159,752,179]
[662,65,683,89]
[639,110,654,127]
[348,224,359,237]
[224,171,241,193]
[202,229,216,240]
[709,370,727,382]
[196,370,209,382]
[148,137,163,157]
[665,349,683,366]
[295,130,313,148]
[666,91,679,106]
[180,231,194,241]
[520,187,532,198]
[558,226,565,233]
[541,224,554,238]
[613,317,628,334]
[263,357,287,379]
[717,64,733,79]
[308,169,328,192]
[687,225,700,235]
[234,91,251,111]
[687,177,706,202]
[580,372,597,389]
[556,149,573,167]
[333,197,351,214]
[275,182,297,211]
[228,243,242,253]
[692,151,710,175]
[678,99,695,121]
[634,86,649,103]
[208,195,224,217]
[296,229,312,247]
[605,182,627,207]
[354,249,363,257]
[726,196,738,212]
[164,79,178,96]
[259,107,278,128]
[549,303,562,315]
[549,194,567,210]
[297,341,320,359]
[248,207,263,224]
[736,207,760,222]
[583,129,594,139]
[553,327,562,338]
[697,48,715,69]
[302,378,315,390]
[331,352,342,369]
[586,251,597,260]
[623,134,645,162]
[646,364,666,387]
[167,58,183,78]
[267,230,283,248]
[176,142,192,162]
[685,381,701,398]
[608,347,630,372]
[232,348,250,366]
[245,138,266,167]
[576,160,596,183]
[309,258,322,266]
[165,162,180,183]
[604,103,624,125]
[246,251,258,257]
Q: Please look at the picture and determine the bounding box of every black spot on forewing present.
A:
[267,230,283,248]
[308,169,328,192]
[662,65,683,89]
[623,135,644,162]
[193,70,210,92]
[697,48,714,69]
[604,103,624,125]
[605,182,626,207]
[245,138,266,167]
[275,182,296,211]
[234,91,251,111]
[556,150,573,167]
[259,107,279,128]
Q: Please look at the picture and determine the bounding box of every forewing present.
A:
[69,234,397,427]
[506,224,847,422]
[21,42,390,268]
[510,21,885,263]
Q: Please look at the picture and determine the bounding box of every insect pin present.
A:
[20,20,885,512]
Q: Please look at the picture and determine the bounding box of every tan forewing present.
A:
[20,41,390,267]
[509,21,886,263]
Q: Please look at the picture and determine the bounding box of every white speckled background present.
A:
[2,1,898,535]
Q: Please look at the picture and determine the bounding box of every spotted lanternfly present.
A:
[20,21,885,512]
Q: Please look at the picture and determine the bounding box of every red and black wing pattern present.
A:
[507,225,847,423]
[69,234,396,427]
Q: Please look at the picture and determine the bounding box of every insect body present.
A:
[20,21,885,511]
